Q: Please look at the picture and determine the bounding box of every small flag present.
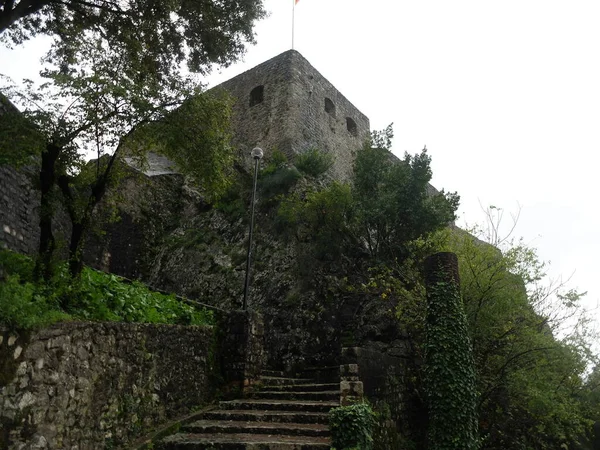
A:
[292,0,299,48]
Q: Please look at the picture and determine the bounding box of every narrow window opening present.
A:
[249,85,264,107]
[324,98,336,117]
[346,117,358,136]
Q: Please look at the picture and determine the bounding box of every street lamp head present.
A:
[251,147,264,160]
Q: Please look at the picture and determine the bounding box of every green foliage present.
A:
[259,166,302,199]
[353,142,459,261]
[0,248,35,281]
[144,91,235,202]
[295,148,333,177]
[276,125,459,266]
[329,402,377,450]
[0,250,213,330]
[261,149,289,177]
[424,257,479,450]
[370,123,394,150]
[443,222,595,450]
[0,275,71,330]
[2,29,239,278]
[256,149,302,199]
[52,268,214,325]
[1,0,265,82]
[278,182,353,258]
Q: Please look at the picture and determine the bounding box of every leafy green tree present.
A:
[278,181,354,260]
[295,148,334,177]
[1,29,234,279]
[278,125,460,266]
[1,0,265,80]
[444,213,595,450]
[353,126,459,262]
[578,366,600,449]
[348,210,597,449]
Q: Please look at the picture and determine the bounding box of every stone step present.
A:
[160,433,330,449]
[250,391,340,402]
[219,399,338,413]
[260,376,316,386]
[298,366,341,383]
[261,369,287,377]
[262,383,339,393]
[201,409,329,425]
[182,420,330,437]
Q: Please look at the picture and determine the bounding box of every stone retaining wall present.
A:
[0,322,218,449]
[341,346,423,449]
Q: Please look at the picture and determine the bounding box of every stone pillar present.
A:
[424,252,478,450]
[339,347,364,406]
[219,310,266,394]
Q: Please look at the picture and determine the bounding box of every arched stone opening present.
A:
[324,98,336,117]
[346,117,358,136]
[249,85,264,107]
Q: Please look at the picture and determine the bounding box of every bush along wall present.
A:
[329,402,376,450]
[424,252,479,450]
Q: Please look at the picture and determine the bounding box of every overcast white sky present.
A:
[1,0,599,330]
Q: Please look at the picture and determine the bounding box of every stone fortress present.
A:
[1,49,373,254]
[0,51,423,449]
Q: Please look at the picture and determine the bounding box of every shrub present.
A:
[259,166,302,198]
[260,149,288,177]
[329,402,377,450]
[0,249,35,282]
[278,182,353,258]
[0,275,70,330]
[50,267,215,325]
[295,148,333,177]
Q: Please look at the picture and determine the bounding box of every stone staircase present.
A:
[159,369,340,449]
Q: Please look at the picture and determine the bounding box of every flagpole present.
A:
[292,0,295,49]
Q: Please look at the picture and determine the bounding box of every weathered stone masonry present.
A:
[0,166,39,256]
[0,322,218,449]
[216,50,370,181]
[0,98,39,257]
[0,311,267,450]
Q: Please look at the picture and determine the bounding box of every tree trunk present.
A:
[62,154,116,278]
[0,0,47,34]
[35,142,61,281]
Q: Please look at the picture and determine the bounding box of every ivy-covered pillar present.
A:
[424,252,479,450]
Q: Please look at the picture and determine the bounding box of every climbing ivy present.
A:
[329,402,377,450]
[424,254,479,450]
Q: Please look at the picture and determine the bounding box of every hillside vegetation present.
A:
[0,250,214,330]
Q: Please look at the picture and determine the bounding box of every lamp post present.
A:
[243,147,263,310]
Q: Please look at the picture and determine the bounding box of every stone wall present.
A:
[0,322,218,449]
[218,310,266,394]
[215,50,370,181]
[341,346,424,449]
[0,166,39,256]
[0,96,38,257]
[83,170,187,281]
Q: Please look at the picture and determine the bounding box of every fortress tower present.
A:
[215,50,370,180]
